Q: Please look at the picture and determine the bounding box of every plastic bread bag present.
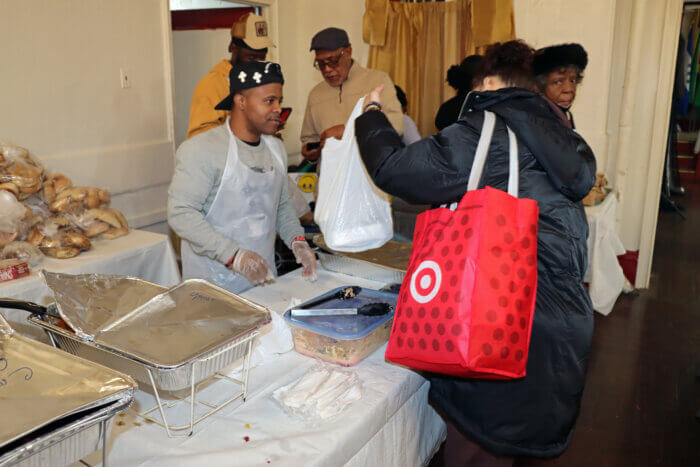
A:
[41,173,72,204]
[0,191,27,247]
[86,208,129,240]
[46,185,110,211]
[0,142,44,198]
[1,241,44,268]
[26,225,91,259]
[59,207,115,239]
[0,141,30,168]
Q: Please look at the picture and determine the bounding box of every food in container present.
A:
[284,286,397,366]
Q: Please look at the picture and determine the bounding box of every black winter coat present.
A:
[355,88,596,458]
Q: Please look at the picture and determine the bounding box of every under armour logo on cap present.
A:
[215,61,285,110]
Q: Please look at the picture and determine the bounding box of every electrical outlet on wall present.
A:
[120,68,131,89]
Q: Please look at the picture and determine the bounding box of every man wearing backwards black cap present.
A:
[169,61,317,294]
[533,43,588,129]
[300,27,403,162]
[186,13,275,139]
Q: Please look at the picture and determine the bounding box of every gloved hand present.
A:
[231,249,274,286]
[291,240,317,282]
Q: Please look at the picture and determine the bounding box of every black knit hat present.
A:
[533,43,588,76]
[215,61,284,110]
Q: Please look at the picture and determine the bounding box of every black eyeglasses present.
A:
[313,51,345,70]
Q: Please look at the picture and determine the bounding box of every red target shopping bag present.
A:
[386,111,539,379]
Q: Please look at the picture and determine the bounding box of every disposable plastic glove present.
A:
[291,240,317,282]
[232,249,273,286]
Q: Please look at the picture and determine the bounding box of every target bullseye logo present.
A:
[410,261,442,304]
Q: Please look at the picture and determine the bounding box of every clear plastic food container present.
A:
[283,286,397,366]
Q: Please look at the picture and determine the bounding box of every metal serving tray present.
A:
[313,235,409,284]
[2,395,131,467]
[317,252,406,284]
[32,275,271,391]
[0,314,135,466]
[30,313,257,392]
[28,274,271,437]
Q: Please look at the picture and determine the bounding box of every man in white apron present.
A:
[169,61,317,294]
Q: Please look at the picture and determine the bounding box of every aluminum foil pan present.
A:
[313,235,411,285]
[0,320,135,465]
[40,274,270,368]
[42,271,167,341]
[31,315,259,392]
[313,235,412,271]
[317,252,405,284]
[2,395,130,467]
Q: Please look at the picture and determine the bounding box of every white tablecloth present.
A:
[80,269,445,467]
[0,230,180,339]
[584,194,627,315]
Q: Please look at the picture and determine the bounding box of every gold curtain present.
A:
[364,0,514,136]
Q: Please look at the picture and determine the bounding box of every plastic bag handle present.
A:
[466,110,519,197]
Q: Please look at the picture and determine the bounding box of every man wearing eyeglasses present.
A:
[186,13,275,140]
[300,27,403,162]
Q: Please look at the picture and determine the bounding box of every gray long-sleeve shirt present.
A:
[168,124,304,265]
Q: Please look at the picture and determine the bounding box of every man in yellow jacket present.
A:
[187,13,275,139]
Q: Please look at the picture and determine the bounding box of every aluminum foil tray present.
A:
[0,315,135,466]
[317,252,405,284]
[313,235,409,284]
[3,396,131,467]
[42,271,168,341]
[31,315,258,391]
[32,276,271,391]
[313,235,412,271]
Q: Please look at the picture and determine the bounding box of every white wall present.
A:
[274,0,369,157]
[0,0,175,229]
[514,0,617,173]
[172,28,232,147]
[605,0,634,187]
[515,0,683,287]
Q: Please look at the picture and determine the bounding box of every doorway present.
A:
[169,0,258,147]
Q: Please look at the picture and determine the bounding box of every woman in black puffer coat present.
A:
[355,41,596,460]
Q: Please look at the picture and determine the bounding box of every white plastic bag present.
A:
[0,191,27,246]
[314,97,393,252]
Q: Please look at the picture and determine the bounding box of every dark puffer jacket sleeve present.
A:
[355,110,480,206]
